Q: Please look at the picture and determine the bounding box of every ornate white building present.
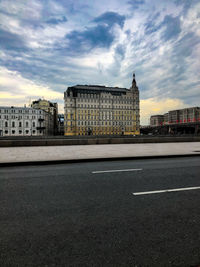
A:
[0,106,54,136]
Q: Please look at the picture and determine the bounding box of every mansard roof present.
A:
[68,84,129,93]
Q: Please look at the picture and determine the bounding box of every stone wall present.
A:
[0,136,200,147]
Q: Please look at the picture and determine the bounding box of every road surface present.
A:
[1,157,200,266]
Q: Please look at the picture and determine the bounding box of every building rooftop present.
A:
[168,107,200,112]
[68,84,129,93]
[150,115,164,117]
[0,106,34,109]
[32,99,57,106]
[0,106,52,115]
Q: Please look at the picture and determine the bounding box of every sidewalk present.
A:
[0,142,200,166]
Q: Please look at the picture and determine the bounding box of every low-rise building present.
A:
[163,113,169,125]
[31,99,58,135]
[150,107,200,126]
[167,107,200,124]
[150,115,164,126]
[0,106,54,136]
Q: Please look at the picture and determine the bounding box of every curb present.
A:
[0,154,200,167]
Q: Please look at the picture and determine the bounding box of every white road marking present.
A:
[92,168,142,174]
[133,186,200,196]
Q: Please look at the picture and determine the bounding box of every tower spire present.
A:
[131,72,136,88]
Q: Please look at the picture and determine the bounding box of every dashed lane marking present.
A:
[92,168,142,174]
[133,186,200,196]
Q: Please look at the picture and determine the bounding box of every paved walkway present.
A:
[0,142,200,165]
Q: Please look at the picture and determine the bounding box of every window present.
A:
[12,130,15,134]
[5,121,8,127]
[33,121,35,127]
[12,121,15,127]
[26,130,29,134]
[26,122,29,127]
[5,130,8,134]
[19,121,22,127]
[19,130,22,134]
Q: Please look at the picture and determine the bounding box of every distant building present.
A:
[150,107,200,126]
[163,113,169,125]
[57,114,64,135]
[150,115,164,126]
[167,107,200,124]
[0,106,54,136]
[31,99,58,135]
[64,73,140,136]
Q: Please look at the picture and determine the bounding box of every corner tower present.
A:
[130,72,140,134]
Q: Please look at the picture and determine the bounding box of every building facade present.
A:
[150,115,164,126]
[64,73,140,136]
[167,107,200,124]
[150,107,200,126]
[57,114,64,135]
[0,106,54,136]
[31,99,58,134]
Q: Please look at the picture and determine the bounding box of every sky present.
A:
[0,0,199,125]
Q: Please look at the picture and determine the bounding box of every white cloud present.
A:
[0,0,42,20]
[140,97,188,125]
[0,67,63,112]
[182,2,200,36]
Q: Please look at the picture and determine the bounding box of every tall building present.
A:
[31,99,58,135]
[64,73,140,136]
[0,106,54,136]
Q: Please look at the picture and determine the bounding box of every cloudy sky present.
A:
[0,0,199,124]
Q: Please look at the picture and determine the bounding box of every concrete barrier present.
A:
[0,135,200,147]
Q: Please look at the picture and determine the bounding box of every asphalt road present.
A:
[0,157,200,267]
